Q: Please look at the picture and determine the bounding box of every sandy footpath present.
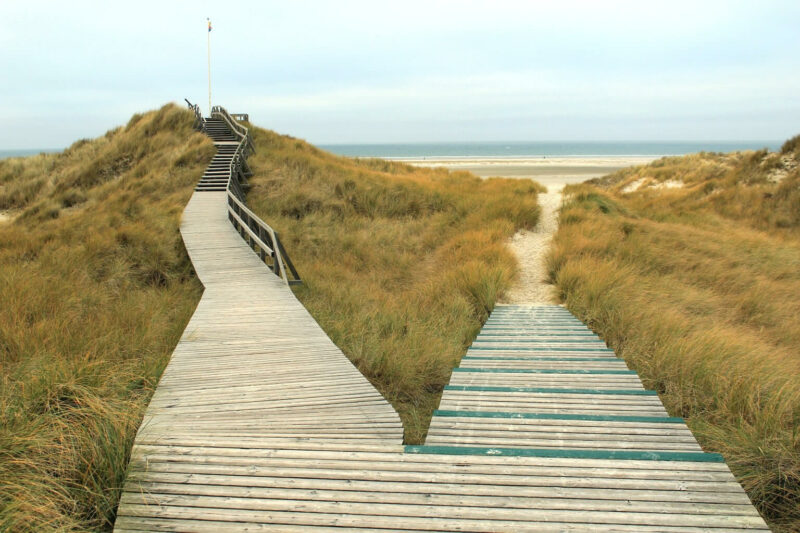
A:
[410,157,650,304]
[500,186,563,304]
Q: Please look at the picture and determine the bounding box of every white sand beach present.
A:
[398,156,657,188]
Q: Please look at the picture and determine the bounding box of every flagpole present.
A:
[207,18,212,116]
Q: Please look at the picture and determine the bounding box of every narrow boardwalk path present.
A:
[115,109,768,531]
[416,304,769,530]
[132,191,403,443]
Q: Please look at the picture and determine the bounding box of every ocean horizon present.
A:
[1,140,782,161]
[0,148,62,160]
[319,140,781,159]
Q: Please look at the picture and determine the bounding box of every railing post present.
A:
[258,226,267,262]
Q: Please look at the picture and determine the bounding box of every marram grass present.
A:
[0,104,211,531]
[548,141,800,531]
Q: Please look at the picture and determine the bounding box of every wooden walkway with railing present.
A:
[113,106,769,531]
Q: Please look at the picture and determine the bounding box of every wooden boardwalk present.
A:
[114,113,769,531]
[131,191,403,444]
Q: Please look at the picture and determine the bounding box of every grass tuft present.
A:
[781,134,800,156]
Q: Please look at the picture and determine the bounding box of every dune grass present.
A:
[0,104,211,531]
[243,127,543,443]
[548,142,800,530]
[0,107,541,530]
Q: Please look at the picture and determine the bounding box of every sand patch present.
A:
[0,211,13,224]
[622,177,683,193]
[651,179,683,190]
[500,185,562,304]
[622,178,646,193]
[768,156,798,183]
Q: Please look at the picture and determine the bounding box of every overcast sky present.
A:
[2,0,799,148]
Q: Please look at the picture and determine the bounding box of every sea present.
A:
[0,148,62,159]
[1,141,781,161]
[318,141,781,159]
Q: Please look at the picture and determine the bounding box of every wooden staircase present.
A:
[195,120,242,192]
[420,305,721,457]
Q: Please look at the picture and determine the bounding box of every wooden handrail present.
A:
[226,190,301,285]
[185,99,204,131]
[211,105,255,154]
[203,104,301,286]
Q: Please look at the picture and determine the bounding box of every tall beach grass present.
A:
[0,105,211,531]
[548,141,800,530]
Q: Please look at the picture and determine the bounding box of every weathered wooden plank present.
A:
[124,481,759,515]
[125,470,751,504]
[116,500,769,530]
[128,461,744,491]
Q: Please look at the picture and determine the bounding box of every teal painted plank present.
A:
[404,445,724,462]
[488,315,580,318]
[480,328,591,333]
[483,323,585,326]
[487,318,581,321]
[473,339,607,344]
[486,321,583,325]
[485,317,581,320]
[453,368,636,375]
[470,346,615,352]
[478,331,600,339]
[444,385,657,395]
[433,409,684,423]
[490,312,575,315]
[462,356,621,361]
[481,324,589,328]
[487,317,581,320]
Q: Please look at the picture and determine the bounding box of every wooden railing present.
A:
[227,193,301,285]
[211,105,255,154]
[186,100,301,286]
[185,99,204,131]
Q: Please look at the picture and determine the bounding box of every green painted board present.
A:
[462,356,621,362]
[486,320,583,323]
[470,346,615,353]
[444,385,657,395]
[473,339,607,344]
[433,409,684,423]
[477,332,597,337]
[483,327,586,330]
[404,445,724,462]
[453,368,636,375]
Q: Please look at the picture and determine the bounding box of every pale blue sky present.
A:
[1,0,799,148]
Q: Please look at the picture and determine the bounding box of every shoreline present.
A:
[386,155,661,163]
[397,155,657,185]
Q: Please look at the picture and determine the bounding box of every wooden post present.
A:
[207,18,212,116]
